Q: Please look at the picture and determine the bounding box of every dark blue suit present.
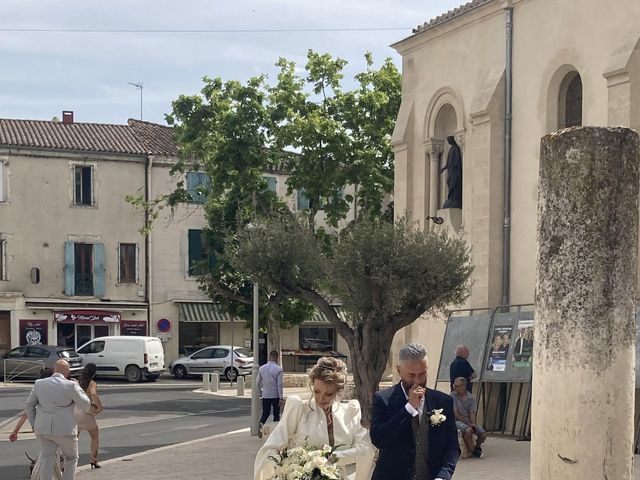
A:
[370,384,460,480]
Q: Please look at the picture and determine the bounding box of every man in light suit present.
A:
[26,359,91,480]
[371,343,460,480]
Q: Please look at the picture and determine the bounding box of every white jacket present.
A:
[254,395,375,480]
[26,373,91,436]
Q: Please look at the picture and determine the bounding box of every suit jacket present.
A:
[370,384,460,480]
[26,373,91,436]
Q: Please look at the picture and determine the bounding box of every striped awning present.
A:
[177,302,239,323]
[305,306,348,325]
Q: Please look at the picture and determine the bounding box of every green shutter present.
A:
[188,229,203,276]
[265,176,277,193]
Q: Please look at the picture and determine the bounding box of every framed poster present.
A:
[486,326,513,372]
[20,320,48,345]
[511,319,534,368]
[120,320,147,336]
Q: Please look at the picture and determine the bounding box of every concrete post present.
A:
[211,373,219,392]
[533,127,639,479]
[237,376,245,396]
[203,373,210,390]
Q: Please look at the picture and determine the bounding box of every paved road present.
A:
[0,379,250,480]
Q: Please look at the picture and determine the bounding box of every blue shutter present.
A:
[93,243,105,297]
[188,230,203,276]
[64,241,75,296]
[265,176,277,193]
[297,189,310,210]
[64,242,76,297]
[186,172,197,202]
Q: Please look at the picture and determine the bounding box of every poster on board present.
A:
[20,320,48,345]
[486,326,513,372]
[511,319,534,368]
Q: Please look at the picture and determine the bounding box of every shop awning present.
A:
[306,306,348,324]
[177,302,239,323]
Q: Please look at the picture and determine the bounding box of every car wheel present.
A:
[224,367,239,381]
[173,365,187,379]
[125,365,143,383]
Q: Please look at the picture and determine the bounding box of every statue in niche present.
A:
[440,136,463,209]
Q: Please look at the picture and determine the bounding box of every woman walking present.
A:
[74,363,103,468]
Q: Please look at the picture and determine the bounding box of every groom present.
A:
[370,343,459,480]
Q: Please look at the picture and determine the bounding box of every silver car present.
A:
[1,345,83,380]
[169,345,253,381]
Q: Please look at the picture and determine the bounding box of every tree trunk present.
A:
[266,312,282,361]
[348,323,394,426]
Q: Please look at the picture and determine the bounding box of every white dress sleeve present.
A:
[253,395,306,480]
[333,400,375,480]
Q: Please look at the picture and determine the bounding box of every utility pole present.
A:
[127,82,143,120]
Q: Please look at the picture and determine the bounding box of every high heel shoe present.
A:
[90,460,101,469]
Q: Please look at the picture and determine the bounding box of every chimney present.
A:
[62,111,74,125]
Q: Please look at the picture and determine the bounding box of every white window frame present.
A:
[117,243,139,284]
[69,161,97,208]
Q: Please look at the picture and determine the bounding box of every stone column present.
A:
[424,139,444,224]
[532,127,639,479]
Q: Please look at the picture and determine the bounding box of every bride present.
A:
[254,357,375,480]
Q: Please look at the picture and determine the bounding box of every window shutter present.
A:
[265,176,277,193]
[0,161,4,202]
[297,189,310,210]
[135,243,140,283]
[117,244,121,283]
[93,243,105,297]
[186,172,197,198]
[64,241,75,296]
[188,230,203,276]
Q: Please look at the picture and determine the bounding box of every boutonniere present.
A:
[427,408,446,426]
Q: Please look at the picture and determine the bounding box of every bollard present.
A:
[211,372,219,392]
[237,376,245,396]
[203,373,210,390]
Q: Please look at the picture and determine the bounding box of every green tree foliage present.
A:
[230,214,473,420]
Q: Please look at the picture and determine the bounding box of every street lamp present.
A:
[250,281,260,436]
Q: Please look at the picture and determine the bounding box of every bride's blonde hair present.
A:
[308,356,347,395]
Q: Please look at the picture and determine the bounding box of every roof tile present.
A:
[413,0,494,34]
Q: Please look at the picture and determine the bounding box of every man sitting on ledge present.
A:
[451,377,486,458]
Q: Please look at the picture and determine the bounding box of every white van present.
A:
[77,336,165,383]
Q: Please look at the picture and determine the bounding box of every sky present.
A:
[1,0,464,126]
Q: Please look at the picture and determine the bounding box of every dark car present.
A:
[1,345,83,380]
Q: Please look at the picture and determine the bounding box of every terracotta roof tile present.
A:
[413,0,494,34]
[0,117,178,157]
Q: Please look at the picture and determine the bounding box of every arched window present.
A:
[558,72,582,128]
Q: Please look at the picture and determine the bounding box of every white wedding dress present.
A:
[254,395,375,480]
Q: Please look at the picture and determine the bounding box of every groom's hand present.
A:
[408,385,425,409]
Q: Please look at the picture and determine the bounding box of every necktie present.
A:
[413,407,430,479]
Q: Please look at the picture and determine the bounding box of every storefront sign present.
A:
[121,320,147,336]
[54,310,121,323]
[20,320,48,345]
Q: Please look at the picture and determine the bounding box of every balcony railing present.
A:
[75,273,93,296]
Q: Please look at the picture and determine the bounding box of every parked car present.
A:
[1,345,83,379]
[300,338,334,351]
[77,336,165,383]
[170,345,253,381]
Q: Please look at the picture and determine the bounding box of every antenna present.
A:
[127,82,143,120]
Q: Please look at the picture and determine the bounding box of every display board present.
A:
[482,308,534,383]
[436,311,493,383]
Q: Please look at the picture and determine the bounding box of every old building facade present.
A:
[390,0,640,379]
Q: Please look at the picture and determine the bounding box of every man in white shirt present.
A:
[25,359,91,480]
[256,350,283,438]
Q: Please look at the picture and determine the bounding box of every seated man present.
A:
[451,377,487,458]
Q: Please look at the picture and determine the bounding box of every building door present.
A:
[0,311,10,355]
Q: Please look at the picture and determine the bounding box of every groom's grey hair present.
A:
[399,343,428,363]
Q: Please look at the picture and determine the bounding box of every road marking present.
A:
[76,427,251,471]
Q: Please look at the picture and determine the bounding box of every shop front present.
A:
[54,310,121,349]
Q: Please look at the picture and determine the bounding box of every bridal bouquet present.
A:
[267,443,344,480]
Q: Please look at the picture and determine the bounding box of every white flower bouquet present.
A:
[267,443,344,480]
